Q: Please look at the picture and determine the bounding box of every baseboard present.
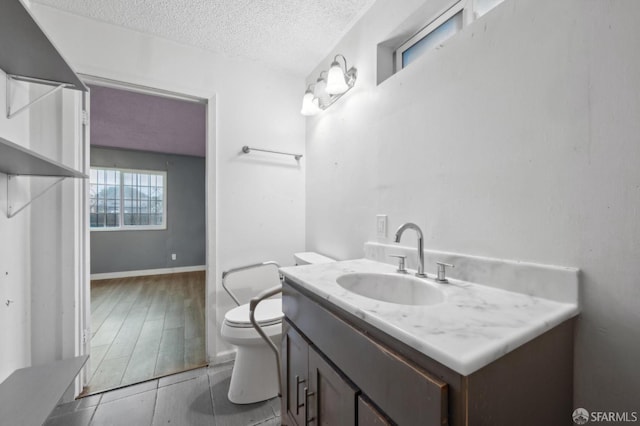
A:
[91,265,206,280]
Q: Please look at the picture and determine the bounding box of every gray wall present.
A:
[90,146,205,274]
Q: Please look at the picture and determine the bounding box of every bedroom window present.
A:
[90,167,167,231]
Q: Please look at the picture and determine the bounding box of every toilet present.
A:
[220,252,334,404]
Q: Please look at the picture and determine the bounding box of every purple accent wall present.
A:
[89,84,206,157]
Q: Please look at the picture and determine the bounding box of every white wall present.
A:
[305,0,640,412]
[28,86,84,368]
[30,4,307,360]
[0,73,32,382]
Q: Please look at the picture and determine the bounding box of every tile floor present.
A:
[45,362,281,426]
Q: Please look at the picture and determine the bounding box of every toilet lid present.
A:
[224,298,283,328]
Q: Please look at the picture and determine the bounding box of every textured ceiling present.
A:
[32,0,376,75]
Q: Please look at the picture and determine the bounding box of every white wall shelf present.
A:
[0,355,88,426]
[0,0,87,93]
[0,136,86,178]
[1,136,87,218]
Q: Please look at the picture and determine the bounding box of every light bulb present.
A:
[313,77,330,109]
[326,61,349,95]
[300,90,319,116]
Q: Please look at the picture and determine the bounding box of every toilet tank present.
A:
[293,252,335,265]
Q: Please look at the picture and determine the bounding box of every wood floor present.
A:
[86,272,206,395]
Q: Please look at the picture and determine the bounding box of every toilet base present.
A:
[228,335,282,404]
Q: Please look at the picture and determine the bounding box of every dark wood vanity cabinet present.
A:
[281,279,574,426]
[282,281,447,426]
[283,322,358,425]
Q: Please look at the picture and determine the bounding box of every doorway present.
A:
[82,78,209,394]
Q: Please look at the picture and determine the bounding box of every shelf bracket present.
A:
[6,74,70,119]
[7,174,66,218]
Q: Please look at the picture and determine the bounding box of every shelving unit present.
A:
[0,0,89,218]
[0,2,91,420]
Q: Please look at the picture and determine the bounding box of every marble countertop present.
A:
[280,258,579,376]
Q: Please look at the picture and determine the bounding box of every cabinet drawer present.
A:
[284,281,448,426]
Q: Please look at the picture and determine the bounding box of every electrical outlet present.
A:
[376,215,388,238]
[171,253,177,261]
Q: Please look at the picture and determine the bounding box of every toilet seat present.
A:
[224,298,283,328]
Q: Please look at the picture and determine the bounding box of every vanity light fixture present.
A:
[300,53,357,116]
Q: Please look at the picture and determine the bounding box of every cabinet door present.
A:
[308,347,357,426]
[283,322,310,426]
[357,396,392,426]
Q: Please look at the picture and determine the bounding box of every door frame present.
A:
[76,73,216,393]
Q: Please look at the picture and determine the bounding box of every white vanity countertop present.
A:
[280,258,579,376]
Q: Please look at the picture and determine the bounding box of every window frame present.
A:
[90,166,168,232]
[395,0,471,72]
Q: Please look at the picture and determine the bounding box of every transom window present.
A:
[90,167,167,231]
[395,0,505,71]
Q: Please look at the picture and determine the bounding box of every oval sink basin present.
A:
[335,272,444,306]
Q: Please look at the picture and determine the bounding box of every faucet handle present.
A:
[435,262,454,283]
[389,254,407,274]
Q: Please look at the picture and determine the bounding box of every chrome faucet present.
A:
[394,222,427,279]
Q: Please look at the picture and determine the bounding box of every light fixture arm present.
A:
[333,54,348,72]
